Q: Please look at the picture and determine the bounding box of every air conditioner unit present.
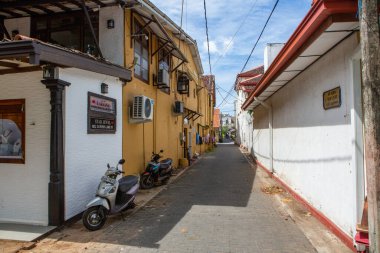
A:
[174,101,184,114]
[132,95,154,121]
[157,69,170,88]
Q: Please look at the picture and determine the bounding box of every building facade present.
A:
[241,0,361,250]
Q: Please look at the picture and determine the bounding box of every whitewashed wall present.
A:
[60,68,123,220]
[4,17,31,37]
[99,6,125,66]
[236,90,254,152]
[252,34,359,236]
[0,71,50,225]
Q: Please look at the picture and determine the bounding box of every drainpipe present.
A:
[254,97,274,173]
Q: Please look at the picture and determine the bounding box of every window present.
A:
[134,20,149,82]
[158,46,171,94]
[31,12,99,55]
[0,99,25,164]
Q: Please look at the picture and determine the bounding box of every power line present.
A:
[217,0,280,108]
[212,0,259,68]
[203,0,212,74]
[241,0,280,72]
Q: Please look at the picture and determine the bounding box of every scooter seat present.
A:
[118,175,138,193]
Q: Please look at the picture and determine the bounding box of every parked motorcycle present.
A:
[140,150,173,189]
[82,159,139,231]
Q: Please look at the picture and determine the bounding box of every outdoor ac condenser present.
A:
[132,95,154,121]
[157,69,170,88]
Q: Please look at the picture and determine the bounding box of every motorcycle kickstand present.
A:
[120,212,126,221]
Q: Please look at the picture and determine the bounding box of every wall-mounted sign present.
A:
[88,92,116,134]
[323,87,341,110]
[89,117,115,131]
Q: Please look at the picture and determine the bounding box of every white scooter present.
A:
[82,159,139,231]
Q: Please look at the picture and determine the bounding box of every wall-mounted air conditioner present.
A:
[131,95,154,123]
[157,69,170,88]
[174,101,184,114]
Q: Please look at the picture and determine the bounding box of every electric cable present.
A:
[203,0,212,74]
[241,0,280,72]
[212,0,259,68]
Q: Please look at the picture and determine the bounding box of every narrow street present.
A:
[5,144,350,253]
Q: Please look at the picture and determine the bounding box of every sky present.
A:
[150,0,312,115]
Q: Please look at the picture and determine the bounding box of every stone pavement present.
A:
[3,144,351,253]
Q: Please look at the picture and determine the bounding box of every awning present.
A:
[131,9,188,73]
[0,0,120,18]
[184,108,202,121]
[0,39,132,81]
[242,0,358,110]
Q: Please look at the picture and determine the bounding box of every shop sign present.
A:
[89,94,115,114]
[323,87,341,110]
[89,117,115,132]
[88,92,116,134]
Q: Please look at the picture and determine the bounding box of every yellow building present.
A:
[122,1,215,175]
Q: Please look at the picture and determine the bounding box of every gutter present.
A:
[242,0,357,110]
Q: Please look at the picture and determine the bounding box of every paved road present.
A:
[22,144,317,253]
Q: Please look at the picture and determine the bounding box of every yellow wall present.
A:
[122,10,214,175]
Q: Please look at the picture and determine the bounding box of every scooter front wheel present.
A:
[83,206,107,231]
[140,174,154,189]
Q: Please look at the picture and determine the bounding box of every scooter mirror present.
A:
[160,149,164,153]
[119,159,125,165]
[107,163,110,169]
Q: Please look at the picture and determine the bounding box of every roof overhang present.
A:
[0,40,132,81]
[242,0,358,111]
[131,0,204,75]
[0,0,120,18]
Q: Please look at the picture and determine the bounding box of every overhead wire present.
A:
[203,0,212,74]
[216,0,280,108]
[212,0,259,68]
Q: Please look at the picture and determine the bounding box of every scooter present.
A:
[82,159,139,231]
[140,150,173,189]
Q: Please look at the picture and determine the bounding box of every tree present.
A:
[360,1,380,252]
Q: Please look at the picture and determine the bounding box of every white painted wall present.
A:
[251,34,359,236]
[99,6,125,66]
[264,43,285,72]
[4,17,31,37]
[0,71,50,225]
[60,68,123,220]
[236,90,254,153]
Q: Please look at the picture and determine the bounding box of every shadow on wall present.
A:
[255,152,351,164]
[47,144,256,249]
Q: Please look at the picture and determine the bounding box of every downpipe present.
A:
[254,97,274,173]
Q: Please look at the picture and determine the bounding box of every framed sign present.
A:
[323,87,341,110]
[88,92,116,134]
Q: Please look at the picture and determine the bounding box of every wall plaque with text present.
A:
[87,92,116,134]
[323,87,341,110]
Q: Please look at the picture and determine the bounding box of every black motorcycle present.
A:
[140,150,173,189]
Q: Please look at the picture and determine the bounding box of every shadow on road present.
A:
[52,144,256,249]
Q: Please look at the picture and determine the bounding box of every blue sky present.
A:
[150,0,312,115]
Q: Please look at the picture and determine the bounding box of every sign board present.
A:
[88,92,116,134]
[323,87,341,110]
[89,117,115,132]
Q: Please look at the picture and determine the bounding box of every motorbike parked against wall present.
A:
[82,159,139,231]
[140,150,173,189]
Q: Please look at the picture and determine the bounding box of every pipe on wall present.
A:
[254,97,273,173]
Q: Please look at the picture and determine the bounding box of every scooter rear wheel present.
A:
[140,174,154,189]
[83,206,107,231]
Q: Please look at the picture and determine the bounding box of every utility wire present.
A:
[217,0,280,108]
[241,0,280,72]
[203,0,212,74]
[212,0,259,68]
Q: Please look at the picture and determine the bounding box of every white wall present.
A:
[60,68,123,220]
[4,17,31,37]
[236,90,254,152]
[99,6,125,66]
[252,34,359,236]
[0,71,50,225]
